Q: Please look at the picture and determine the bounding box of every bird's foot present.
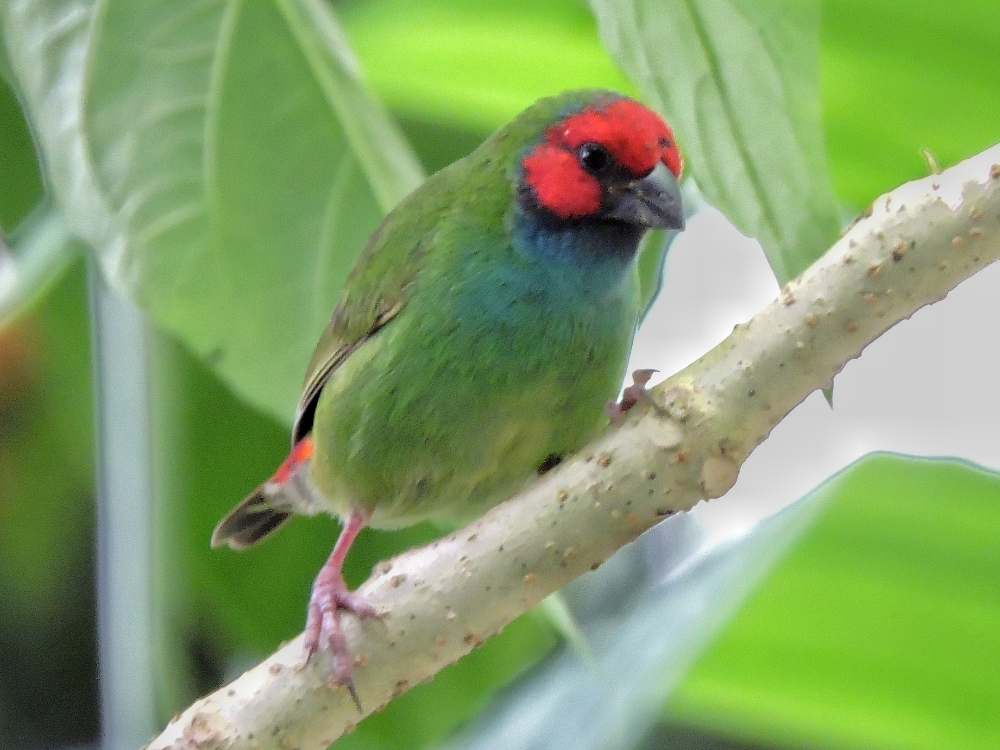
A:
[304,568,381,712]
[606,369,663,422]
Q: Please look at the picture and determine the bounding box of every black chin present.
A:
[583,217,647,257]
[518,208,646,271]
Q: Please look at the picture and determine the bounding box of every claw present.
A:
[606,369,664,421]
[301,510,377,712]
[343,676,362,714]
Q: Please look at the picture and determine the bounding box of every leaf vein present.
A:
[681,0,789,280]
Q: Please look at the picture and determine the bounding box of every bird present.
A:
[212,89,685,705]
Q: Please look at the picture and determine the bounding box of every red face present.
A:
[522,98,682,221]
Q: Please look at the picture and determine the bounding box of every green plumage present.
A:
[305,90,641,528]
[215,87,687,552]
[211,89,686,683]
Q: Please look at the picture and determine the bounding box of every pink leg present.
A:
[606,369,663,421]
[304,509,379,710]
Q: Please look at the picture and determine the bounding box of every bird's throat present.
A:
[511,209,644,295]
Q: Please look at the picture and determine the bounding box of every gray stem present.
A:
[89,268,158,749]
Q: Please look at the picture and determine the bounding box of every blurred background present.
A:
[1,0,999,748]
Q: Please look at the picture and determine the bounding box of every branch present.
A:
[148,145,1000,750]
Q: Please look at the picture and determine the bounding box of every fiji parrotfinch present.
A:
[213,89,685,702]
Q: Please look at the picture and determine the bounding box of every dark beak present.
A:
[606,161,685,230]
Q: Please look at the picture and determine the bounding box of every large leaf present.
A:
[2,0,423,420]
[823,0,1000,207]
[588,0,840,283]
[670,455,1000,749]
[338,0,637,133]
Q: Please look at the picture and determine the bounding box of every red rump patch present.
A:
[523,97,682,220]
[272,436,314,485]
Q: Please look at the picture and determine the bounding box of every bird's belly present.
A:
[309,290,635,528]
[369,390,562,528]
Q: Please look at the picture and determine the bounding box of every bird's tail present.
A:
[211,437,315,550]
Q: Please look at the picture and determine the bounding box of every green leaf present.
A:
[338,0,637,134]
[670,454,1000,750]
[3,0,423,421]
[0,73,43,232]
[822,0,1000,207]
[588,0,841,283]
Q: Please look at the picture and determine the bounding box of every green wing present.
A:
[290,164,464,444]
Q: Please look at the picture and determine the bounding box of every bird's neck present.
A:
[510,209,644,296]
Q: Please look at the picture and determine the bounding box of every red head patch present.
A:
[522,98,682,220]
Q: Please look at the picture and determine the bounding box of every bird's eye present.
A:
[578,143,612,174]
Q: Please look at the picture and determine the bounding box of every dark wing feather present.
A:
[292,298,403,443]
